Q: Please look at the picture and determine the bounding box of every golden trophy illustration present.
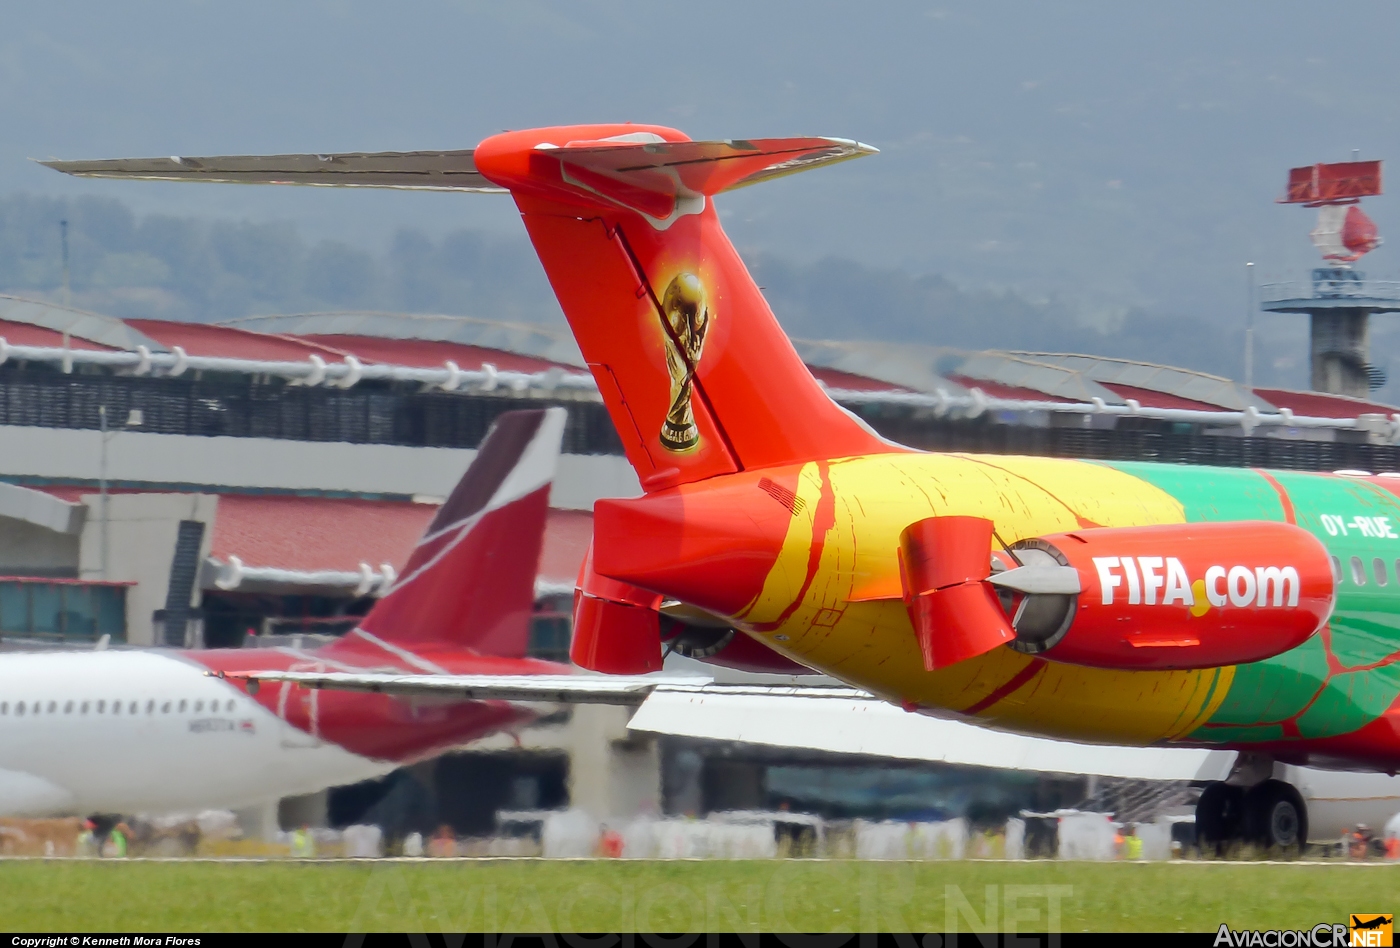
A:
[659,271,710,451]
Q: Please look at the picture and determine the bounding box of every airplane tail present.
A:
[44,127,904,491]
[472,126,901,490]
[324,407,565,660]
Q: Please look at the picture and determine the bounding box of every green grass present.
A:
[1,859,1395,933]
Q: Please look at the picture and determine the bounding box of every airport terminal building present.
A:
[0,295,1395,839]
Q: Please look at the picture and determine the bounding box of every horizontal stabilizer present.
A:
[39,150,504,192]
[543,135,876,200]
[215,669,711,706]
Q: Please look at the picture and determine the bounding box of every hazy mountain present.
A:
[0,193,1319,394]
[0,1,1394,392]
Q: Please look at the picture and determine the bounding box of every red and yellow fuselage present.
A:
[595,452,1400,771]
[472,123,1400,774]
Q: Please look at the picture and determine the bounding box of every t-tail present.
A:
[472,126,903,490]
[323,407,566,663]
[43,127,903,493]
[42,132,900,676]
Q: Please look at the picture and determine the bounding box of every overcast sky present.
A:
[5,0,1400,334]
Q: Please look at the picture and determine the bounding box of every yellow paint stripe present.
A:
[1164,665,1236,739]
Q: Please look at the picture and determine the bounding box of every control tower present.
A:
[1261,160,1400,397]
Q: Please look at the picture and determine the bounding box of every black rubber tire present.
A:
[1244,780,1308,855]
[1196,782,1245,854]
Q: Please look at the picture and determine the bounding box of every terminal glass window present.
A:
[0,581,126,643]
[528,596,572,662]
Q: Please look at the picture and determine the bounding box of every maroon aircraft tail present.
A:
[323,407,565,662]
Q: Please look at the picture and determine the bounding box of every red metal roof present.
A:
[207,493,590,584]
[1096,382,1226,412]
[0,319,114,351]
[125,319,349,362]
[805,364,909,393]
[947,375,1078,404]
[300,333,568,373]
[1252,388,1399,420]
[210,494,434,573]
[32,485,89,503]
[129,322,572,372]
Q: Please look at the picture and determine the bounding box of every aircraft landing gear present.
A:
[1243,780,1307,853]
[1195,766,1308,857]
[1195,782,1244,854]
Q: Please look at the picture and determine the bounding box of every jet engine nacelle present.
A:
[900,517,1335,672]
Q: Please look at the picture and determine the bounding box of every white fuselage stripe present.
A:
[344,629,447,674]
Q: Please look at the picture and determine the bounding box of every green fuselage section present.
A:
[1103,462,1400,756]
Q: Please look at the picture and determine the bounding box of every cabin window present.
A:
[47,701,56,714]
[1330,556,1341,582]
[16,702,25,715]
[80,702,89,714]
[162,701,170,714]
[146,700,154,714]
[1351,557,1367,586]
[1375,558,1389,586]
[64,701,73,714]
[128,701,137,714]
[0,702,7,714]
[96,700,105,714]
[178,700,187,713]
[195,700,204,713]
[226,699,235,713]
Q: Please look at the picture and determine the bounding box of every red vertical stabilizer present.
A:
[473,126,903,492]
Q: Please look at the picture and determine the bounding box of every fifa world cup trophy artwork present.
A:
[658,272,710,451]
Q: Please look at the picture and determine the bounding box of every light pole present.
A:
[99,405,109,579]
[1244,262,1256,391]
[60,219,70,309]
[97,405,141,579]
[60,219,71,353]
